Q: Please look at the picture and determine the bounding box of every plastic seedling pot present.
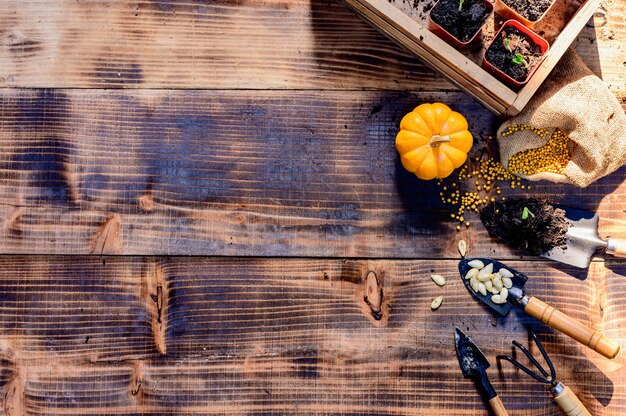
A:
[494,0,557,28]
[428,0,494,50]
[482,20,550,89]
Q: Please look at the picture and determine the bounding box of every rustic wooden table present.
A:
[0,1,625,415]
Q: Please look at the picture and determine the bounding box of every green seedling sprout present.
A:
[521,207,535,220]
[503,37,513,53]
[512,53,530,68]
[458,0,465,11]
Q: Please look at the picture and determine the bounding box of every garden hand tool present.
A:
[459,258,620,359]
[455,328,509,416]
[541,206,626,268]
[497,329,591,416]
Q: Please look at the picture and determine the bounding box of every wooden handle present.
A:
[487,395,509,416]
[607,238,626,258]
[525,296,620,359]
[553,385,592,416]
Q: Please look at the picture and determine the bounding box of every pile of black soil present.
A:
[501,0,553,21]
[484,27,543,82]
[480,198,569,255]
[430,0,491,42]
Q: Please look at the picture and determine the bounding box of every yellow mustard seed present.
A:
[505,126,571,175]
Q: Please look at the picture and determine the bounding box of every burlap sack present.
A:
[498,48,626,187]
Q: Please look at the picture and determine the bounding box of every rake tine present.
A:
[512,340,551,379]
[529,330,556,382]
[496,354,551,384]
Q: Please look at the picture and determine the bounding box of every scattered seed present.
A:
[465,268,479,280]
[502,277,513,289]
[468,260,485,269]
[431,295,444,310]
[458,240,467,258]
[431,274,446,286]
[499,268,514,278]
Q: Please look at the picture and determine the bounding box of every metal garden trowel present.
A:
[542,206,626,268]
[455,328,509,416]
[459,258,621,359]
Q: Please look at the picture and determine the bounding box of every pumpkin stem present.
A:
[429,134,451,147]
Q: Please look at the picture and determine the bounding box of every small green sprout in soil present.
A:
[503,37,513,52]
[458,0,465,11]
[480,198,569,255]
[521,206,535,220]
[512,53,529,68]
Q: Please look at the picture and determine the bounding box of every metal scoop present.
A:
[455,328,509,416]
[542,206,626,268]
[459,258,620,359]
[497,329,591,416]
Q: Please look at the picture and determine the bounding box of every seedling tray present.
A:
[343,0,599,115]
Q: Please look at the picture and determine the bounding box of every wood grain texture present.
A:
[1,88,625,257]
[0,0,623,102]
[0,257,624,415]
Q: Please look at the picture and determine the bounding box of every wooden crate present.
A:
[343,0,600,115]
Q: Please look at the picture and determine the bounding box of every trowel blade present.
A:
[459,258,527,316]
[541,206,607,269]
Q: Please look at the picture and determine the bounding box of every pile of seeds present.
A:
[437,151,527,230]
[503,125,571,175]
[464,259,513,304]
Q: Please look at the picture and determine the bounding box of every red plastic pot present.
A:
[428,0,494,50]
[482,20,549,89]
[494,0,556,28]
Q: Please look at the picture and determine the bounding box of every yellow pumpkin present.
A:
[396,103,473,180]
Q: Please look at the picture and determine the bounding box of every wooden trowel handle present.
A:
[524,296,620,359]
[607,238,626,258]
[553,384,592,416]
[487,395,509,416]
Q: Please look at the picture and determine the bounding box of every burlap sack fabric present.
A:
[497,48,626,187]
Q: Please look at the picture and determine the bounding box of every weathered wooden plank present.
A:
[1,88,625,257]
[0,257,623,414]
[0,0,623,101]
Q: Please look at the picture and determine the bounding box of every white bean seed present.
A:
[477,267,491,281]
[485,280,493,291]
[500,288,509,303]
[467,260,484,269]
[499,268,514,278]
[483,263,493,275]
[478,282,487,296]
[502,277,513,289]
[470,276,479,292]
[465,268,479,280]
[431,274,446,286]
[478,272,492,282]
[491,294,502,304]
[493,275,503,291]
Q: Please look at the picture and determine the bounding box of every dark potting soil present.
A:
[479,198,569,255]
[430,0,491,43]
[484,27,543,82]
[501,0,553,21]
